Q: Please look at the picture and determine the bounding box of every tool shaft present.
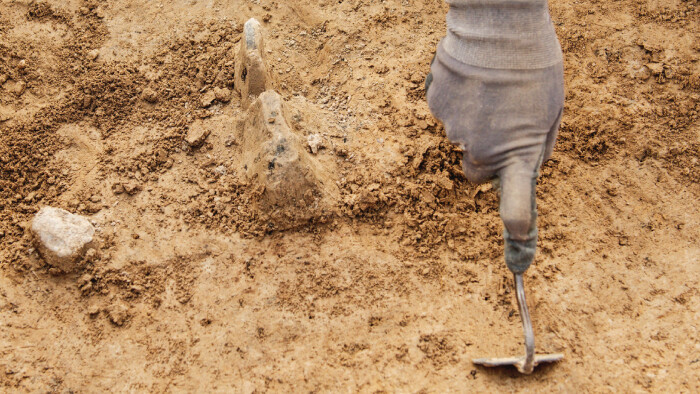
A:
[514,273,535,374]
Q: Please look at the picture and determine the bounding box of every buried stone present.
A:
[236,90,338,227]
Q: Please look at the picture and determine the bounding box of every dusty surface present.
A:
[1,0,699,392]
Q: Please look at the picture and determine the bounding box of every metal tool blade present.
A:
[472,273,563,374]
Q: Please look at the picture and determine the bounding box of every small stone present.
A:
[307,134,324,154]
[214,165,227,175]
[14,81,26,96]
[201,90,216,107]
[224,136,237,147]
[31,207,96,272]
[142,87,158,103]
[214,87,231,103]
[185,120,211,147]
[417,119,428,130]
[87,49,99,60]
[89,195,101,203]
[0,74,8,85]
[82,95,93,109]
[17,59,27,70]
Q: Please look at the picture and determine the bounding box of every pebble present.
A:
[214,165,227,175]
[185,120,211,147]
[201,90,216,107]
[31,207,96,272]
[14,81,26,96]
[307,134,324,154]
[87,49,99,60]
[214,87,231,103]
[141,87,159,103]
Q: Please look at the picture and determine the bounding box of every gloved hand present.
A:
[426,0,565,274]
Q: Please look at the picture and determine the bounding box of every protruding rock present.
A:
[186,120,211,147]
[31,207,96,272]
[234,18,271,108]
[237,90,338,227]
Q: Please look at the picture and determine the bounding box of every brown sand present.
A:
[1,0,698,391]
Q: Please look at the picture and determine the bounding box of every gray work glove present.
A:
[426,0,565,274]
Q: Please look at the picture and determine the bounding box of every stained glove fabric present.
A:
[443,0,562,70]
[426,0,564,274]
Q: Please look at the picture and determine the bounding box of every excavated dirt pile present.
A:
[1,0,699,392]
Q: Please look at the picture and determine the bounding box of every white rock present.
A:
[307,134,324,154]
[31,207,95,272]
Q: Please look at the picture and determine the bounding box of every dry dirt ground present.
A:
[1,0,699,392]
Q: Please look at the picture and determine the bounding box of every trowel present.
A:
[472,273,563,374]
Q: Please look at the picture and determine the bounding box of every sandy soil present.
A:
[1,0,699,392]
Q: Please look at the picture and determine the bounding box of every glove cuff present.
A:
[504,227,537,274]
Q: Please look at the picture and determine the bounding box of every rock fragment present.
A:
[201,90,216,107]
[13,81,26,96]
[185,120,211,147]
[214,87,231,103]
[142,87,158,103]
[234,18,271,108]
[87,49,99,60]
[307,134,324,154]
[31,207,96,272]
